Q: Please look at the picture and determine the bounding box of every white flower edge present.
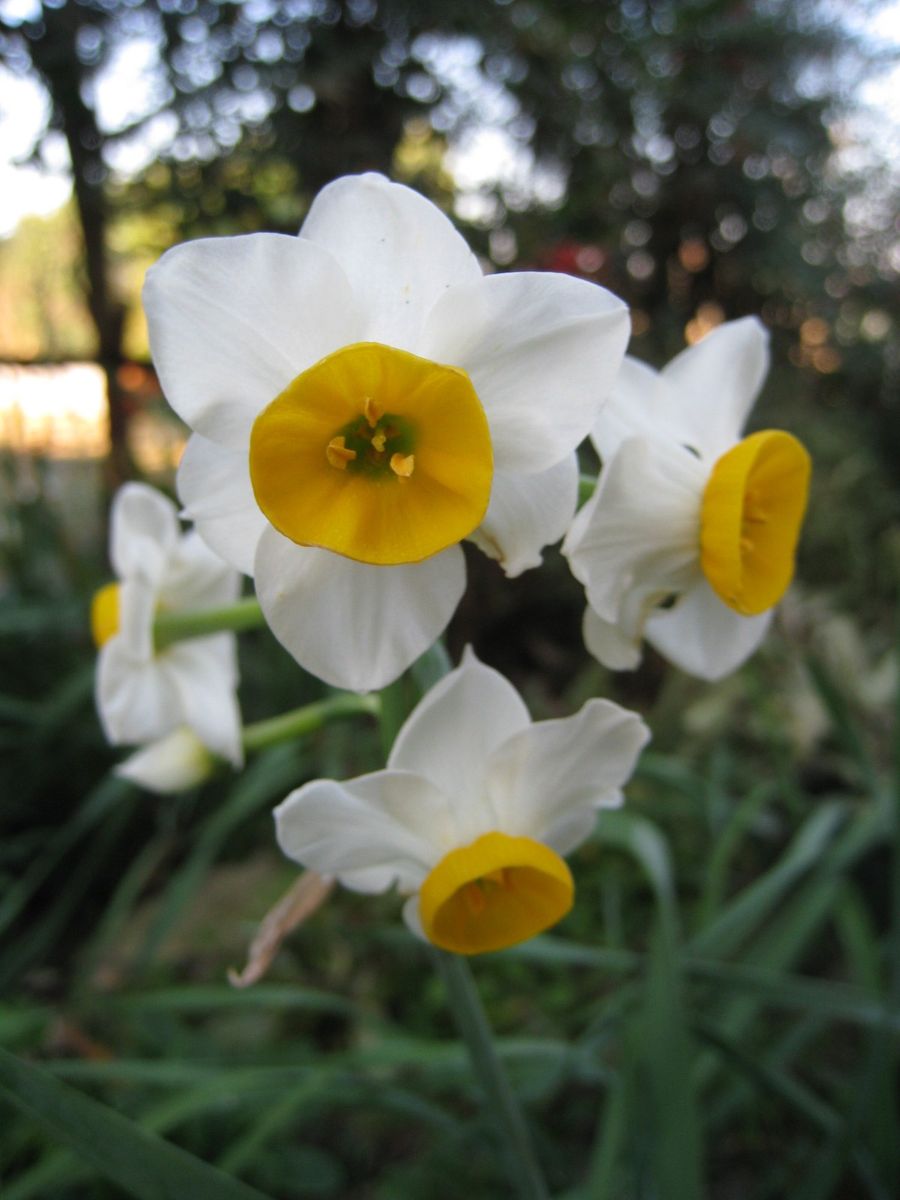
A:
[469,454,578,579]
[581,580,775,681]
[591,317,769,465]
[116,727,217,793]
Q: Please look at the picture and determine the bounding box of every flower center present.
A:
[699,430,811,615]
[418,831,574,955]
[249,342,493,566]
[91,582,120,648]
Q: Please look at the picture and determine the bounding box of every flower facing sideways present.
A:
[563,318,811,681]
[92,483,243,769]
[274,651,649,955]
[143,172,630,692]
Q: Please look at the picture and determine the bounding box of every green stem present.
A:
[432,950,550,1200]
[578,473,597,506]
[241,693,380,755]
[153,597,265,649]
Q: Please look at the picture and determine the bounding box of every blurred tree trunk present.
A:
[25,5,134,493]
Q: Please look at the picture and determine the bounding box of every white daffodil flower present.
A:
[92,483,243,766]
[274,650,649,956]
[143,173,630,692]
[564,318,811,681]
[115,727,216,794]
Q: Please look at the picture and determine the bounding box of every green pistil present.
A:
[338,411,417,479]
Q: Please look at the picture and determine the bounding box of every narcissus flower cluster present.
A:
[275,651,649,954]
[92,483,242,777]
[143,172,629,692]
[111,173,814,955]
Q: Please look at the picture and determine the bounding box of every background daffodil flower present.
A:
[143,173,630,692]
[92,483,243,766]
[274,649,649,956]
[564,318,811,681]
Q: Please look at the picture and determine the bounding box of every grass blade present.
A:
[0,1045,275,1200]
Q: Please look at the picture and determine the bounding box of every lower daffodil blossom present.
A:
[92,483,243,766]
[563,318,811,680]
[143,173,629,692]
[274,650,649,955]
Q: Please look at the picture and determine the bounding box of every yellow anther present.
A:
[371,432,387,452]
[364,396,382,427]
[390,452,415,478]
[325,436,357,470]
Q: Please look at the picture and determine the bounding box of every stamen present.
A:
[463,882,486,915]
[390,452,415,478]
[364,396,382,427]
[325,436,357,470]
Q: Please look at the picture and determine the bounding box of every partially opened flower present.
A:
[92,483,242,765]
[274,650,649,955]
[143,173,629,691]
[563,318,811,680]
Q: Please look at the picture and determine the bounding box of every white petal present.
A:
[116,728,216,794]
[388,648,531,843]
[275,769,451,893]
[177,435,267,576]
[110,483,179,584]
[590,356,685,463]
[485,699,650,854]
[97,633,242,764]
[299,173,481,349]
[401,895,428,943]
[422,272,629,473]
[582,604,644,672]
[661,317,769,459]
[645,578,774,680]
[469,454,578,578]
[156,637,243,765]
[160,530,240,612]
[115,576,157,661]
[254,530,466,692]
[563,437,706,624]
[96,640,179,746]
[143,233,360,447]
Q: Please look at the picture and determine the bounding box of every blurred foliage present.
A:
[0,0,899,1197]
[0,205,95,361]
